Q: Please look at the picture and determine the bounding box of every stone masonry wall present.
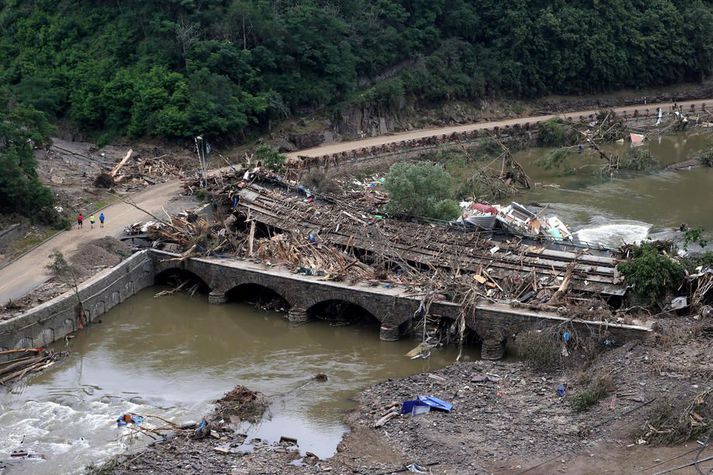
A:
[0,250,154,355]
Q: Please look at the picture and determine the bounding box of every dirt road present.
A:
[286,98,708,159]
[0,181,181,305]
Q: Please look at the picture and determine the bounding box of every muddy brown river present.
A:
[0,289,474,474]
[513,130,713,248]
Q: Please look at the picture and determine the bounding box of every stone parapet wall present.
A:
[0,251,154,355]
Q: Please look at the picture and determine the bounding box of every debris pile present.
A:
[124,209,236,256]
[255,232,377,282]
[0,348,69,386]
[122,170,624,326]
[213,385,269,424]
[233,183,622,299]
[95,148,185,191]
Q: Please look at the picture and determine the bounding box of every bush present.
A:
[683,226,709,250]
[618,243,685,303]
[537,120,577,147]
[255,145,286,173]
[384,162,460,220]
[570,374,614,413]
[682,251,713,272]
[516,330,562,371]
[618,147,658,171]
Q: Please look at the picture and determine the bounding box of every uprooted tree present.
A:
[536,112,659,176]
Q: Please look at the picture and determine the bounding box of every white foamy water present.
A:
[575,222,651,248]
[0,390,188,475]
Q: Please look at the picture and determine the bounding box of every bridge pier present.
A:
[481,337,505,360]
[379,323,400,342]
[288,307,310,323]
[208,290,227,304]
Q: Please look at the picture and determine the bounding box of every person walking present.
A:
[99,212,105,228]
[77,213,84,229]
[89,214,96,229]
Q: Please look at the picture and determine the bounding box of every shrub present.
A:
[570,374,614,412]
[684,226,708,250]
[682,251,713,272]
[516,330,562,371]
[384,162,460,220]
[537,119,577,147]
[255,145,286,173]
[618,243,685,303]
[618,147,658,171]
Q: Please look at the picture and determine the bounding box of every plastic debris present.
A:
[556,383,566,397]
[194,418,211,439]
[671,296,688,310]
[116,413,145,427]
[401,395,453,415]
[406,463,430,473]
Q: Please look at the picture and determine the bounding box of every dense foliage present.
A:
[0,90,65,226]
[254,145,286,173]
[2,0,713,141]
[618,242,685,303]
[385,162,460,220]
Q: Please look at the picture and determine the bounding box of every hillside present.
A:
[2,0,713,143]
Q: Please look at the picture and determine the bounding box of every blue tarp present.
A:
[401,395,453,415]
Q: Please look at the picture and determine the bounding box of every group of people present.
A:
[76,212,105,229]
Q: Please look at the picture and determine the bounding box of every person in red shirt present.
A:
[77,213,84,229]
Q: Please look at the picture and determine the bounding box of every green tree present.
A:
[0,92,64,227]
[618,243,685,304]
[384,162,460,220]
[255,144,286,173]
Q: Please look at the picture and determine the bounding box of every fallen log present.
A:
[111,149,134,177]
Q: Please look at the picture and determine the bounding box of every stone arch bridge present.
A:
[152,251,650,359]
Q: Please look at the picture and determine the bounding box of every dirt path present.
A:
[285,98,708,159]
[0,181,181,305]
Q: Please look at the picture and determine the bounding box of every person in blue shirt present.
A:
[99,212,105,228]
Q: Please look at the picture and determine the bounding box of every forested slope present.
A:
[1,0,713,142]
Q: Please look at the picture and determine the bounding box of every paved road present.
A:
[286,98,709,158]
[0,181,181,305]
[0,97,708,305]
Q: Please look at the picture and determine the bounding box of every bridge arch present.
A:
[225,283,292,311]
[306,299,382,327]
[154,268,211,294]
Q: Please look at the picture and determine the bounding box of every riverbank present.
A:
[99,310,713,474]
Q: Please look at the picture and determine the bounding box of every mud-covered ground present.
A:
[98,314,713,474]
